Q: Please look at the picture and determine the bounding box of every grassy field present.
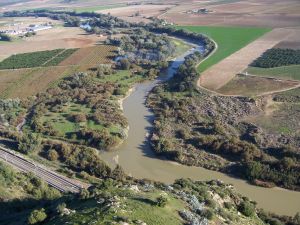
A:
[176,26,271,72]
[245,65,300,81]
[217,75,299,97]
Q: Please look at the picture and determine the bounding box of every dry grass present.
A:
[217,75,300,97]
[198,28,295,90]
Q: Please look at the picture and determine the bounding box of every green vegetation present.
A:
[73,4,126,13]
[251,48,300,68]
[176,25,271,72]
[0,49,77,69]
[246,65,300,81]
[0,161,61,200]
[1,176,273,225]
[0,33,12,41]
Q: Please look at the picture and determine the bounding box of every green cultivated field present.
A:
[246,65,300,81]
[0,48,77,69]
[176,26,271,72]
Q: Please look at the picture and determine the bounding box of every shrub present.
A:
[238,201,255,217]
[27,208,47,224]
[156,195,168,207]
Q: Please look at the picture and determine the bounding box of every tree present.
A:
[245,161,264,181]
[27,208,47,224]
[18,132,41,154]
[0,33,12,41]
[92,27,101,35]
[156,195,168,207]
[57,203,66,215]
[47,149,59,161]
[119,58,131,70]
[238,201,255,217]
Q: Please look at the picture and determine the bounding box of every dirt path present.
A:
[197,28,296,91]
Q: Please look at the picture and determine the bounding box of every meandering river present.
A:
[101,44,300,216]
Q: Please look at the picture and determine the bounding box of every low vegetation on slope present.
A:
[1,172,285,225]
[175,26,271,72]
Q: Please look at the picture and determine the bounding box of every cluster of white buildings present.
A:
[0,23,53,36]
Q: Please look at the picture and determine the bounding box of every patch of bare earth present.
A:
[0,26,103,61]
[198,28,296,91]
[98,4,176,23]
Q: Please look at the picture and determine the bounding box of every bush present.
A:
[156,195,168,207]
[27,208,47,224]
[201,208,214,220]
[238,201,255,217]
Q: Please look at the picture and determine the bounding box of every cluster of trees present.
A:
[170,51,203,92]
[148,26,215,57]
[251,48,300,68]
[27,71,127,149]
[108,28,176,64]
[42,140,112,178]
[0,33,12,41]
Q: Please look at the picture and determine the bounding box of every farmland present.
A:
[217,75,300,97]
[0,45,116,99]
[160,0,300,28]
[245,65,300,81]
[73,4,126,13]
[176,25,271,72]
[0,49,77,69]
[0,21,101,61]
[195,28,293,91]
[250,48,300,68]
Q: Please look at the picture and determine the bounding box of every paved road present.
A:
[0,146,84,193]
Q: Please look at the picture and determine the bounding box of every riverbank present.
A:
[100,41,300,216]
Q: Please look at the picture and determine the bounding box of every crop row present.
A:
[251,48,300,68]
[0,48,78,69]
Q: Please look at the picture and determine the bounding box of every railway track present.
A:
[0,146,84,193]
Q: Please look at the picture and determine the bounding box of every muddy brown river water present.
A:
[101,45,300,216]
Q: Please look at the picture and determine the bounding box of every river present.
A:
[101,43,300,216]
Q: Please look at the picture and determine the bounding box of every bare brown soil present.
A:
[0,25,103,61]
[98,4,176,23]
[160,0,300,28]
[198,28,296,91]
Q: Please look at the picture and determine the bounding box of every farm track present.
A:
[0,146,88,193]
